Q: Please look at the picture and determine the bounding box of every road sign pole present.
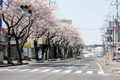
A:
[0,0,3,32]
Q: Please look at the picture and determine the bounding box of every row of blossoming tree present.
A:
[2,0,84,64]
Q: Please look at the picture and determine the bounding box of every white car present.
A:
[88,51,94,57]
[84,54,89,58]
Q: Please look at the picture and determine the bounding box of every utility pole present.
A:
[115,0,119,53]
[49,0,51,5]
[0,0,3,32]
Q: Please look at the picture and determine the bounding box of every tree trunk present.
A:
[34,40,39,61]
[54,45,57,59]
[64,47,67,59]
[16,38,23,64]
[58,46,63,60]
[46,43,49,61]
[7,36,14,64]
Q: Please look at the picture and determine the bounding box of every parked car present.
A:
[112,51,120,61]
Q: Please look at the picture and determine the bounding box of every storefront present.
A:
[0,47,4,64]
[0,42,8,64]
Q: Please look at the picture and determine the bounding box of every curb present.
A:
[0,63,29,68]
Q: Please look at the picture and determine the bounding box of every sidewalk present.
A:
[0,58,64,68]
[0,60,29,68]
[99,57,120,75]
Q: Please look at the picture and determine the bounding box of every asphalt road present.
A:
[0,57,120,80]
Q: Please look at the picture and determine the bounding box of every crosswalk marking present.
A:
[10,69,19,71]
[2,69,14,71]
[40,69,51,72]
[0,68,106,75]
[98,71,104,74]
[52,70,61,73]
[64,70,72,73]
[6,69,19,71]
[0,69,5,71]
[19,69,30,72]
[75,70,82,73]
[86,71,93,74]
[29,69,40,72]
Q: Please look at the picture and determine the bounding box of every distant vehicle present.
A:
[97,54,102,57]
[84,53,89,58]
[87,51,94,57]
[112,51,120,61]
[96,51,103,57]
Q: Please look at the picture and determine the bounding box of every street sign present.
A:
[118,22,120,28]
[112,45,116,47]
[0,0,3,7]
[23,43,31,48]
[109,21,117,28]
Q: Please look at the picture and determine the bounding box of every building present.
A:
[0,29,8,64]
[60,19,72,24]
[23,36,47,59]
[85,46,95,52]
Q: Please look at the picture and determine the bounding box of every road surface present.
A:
[0,57,120,80]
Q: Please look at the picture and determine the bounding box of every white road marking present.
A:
[118,71,120,73]
[84,69,99,70]
[11,69,19,71]
[29,69,40,72]
[83,67,87,69]
[98,71,104,74]
[68,66,74,69]
[75,70,82,73]
[86,71,93,74]
[2,69,13,71]
[83,67,85,69]
[0,69,5,71]
[96,63,104,74]
[8,69,19,71]
[40,69,51,72]
[52,70,61,73]
[64,70,72,73]
[0,69,19,71]
[19,69,30,72]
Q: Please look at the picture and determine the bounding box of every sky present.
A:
[54,0,110,45]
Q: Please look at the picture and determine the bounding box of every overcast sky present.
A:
[54,0,110,45]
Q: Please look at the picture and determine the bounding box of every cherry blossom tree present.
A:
[2,0,54,63]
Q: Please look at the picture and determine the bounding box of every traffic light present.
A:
[28,5,32,10]
[20,5,33,15]
[28,5,32,14]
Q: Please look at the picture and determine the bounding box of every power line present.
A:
[55,1,66,19]
[79,28,100,31]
